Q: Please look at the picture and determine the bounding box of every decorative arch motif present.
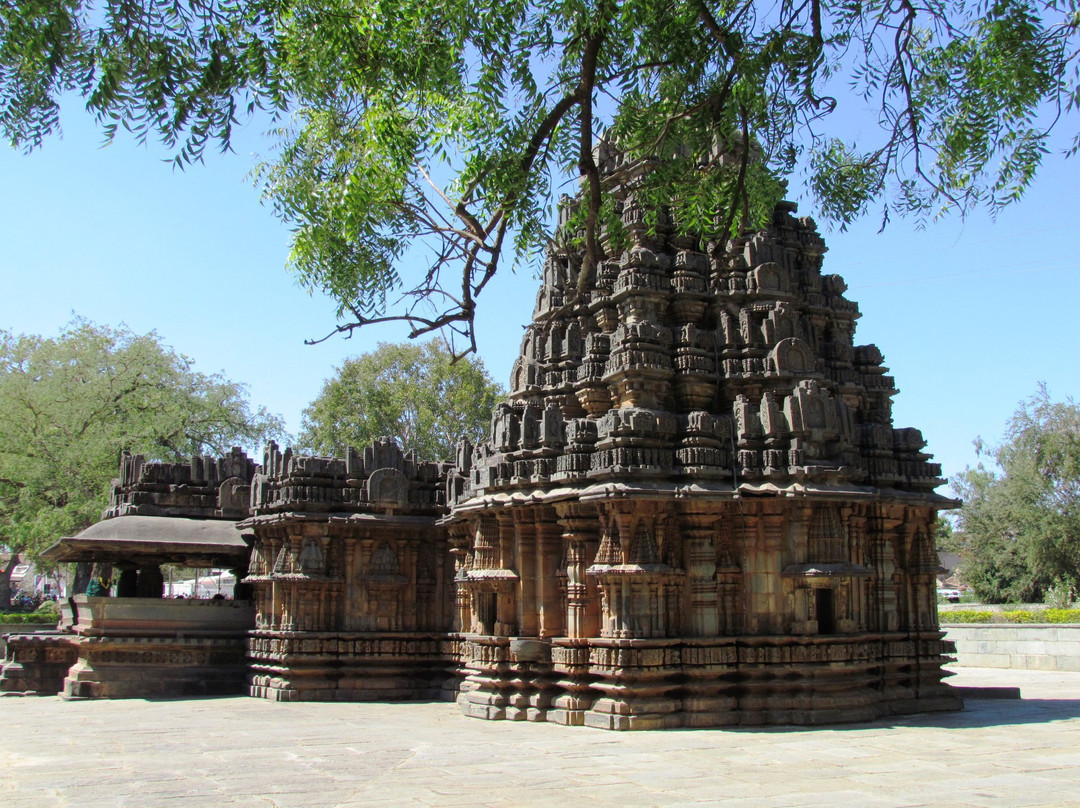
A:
[367,468,409,508]
[770,337,816,375]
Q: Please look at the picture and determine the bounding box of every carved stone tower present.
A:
[447,155,960,728]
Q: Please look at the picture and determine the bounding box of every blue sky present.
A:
[2,106,1078,494]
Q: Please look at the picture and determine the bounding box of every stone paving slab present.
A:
[2,667,1079,807]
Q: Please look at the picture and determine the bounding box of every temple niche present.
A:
[446,152,961,728]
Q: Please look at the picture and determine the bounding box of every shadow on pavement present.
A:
[716,697,1080,734]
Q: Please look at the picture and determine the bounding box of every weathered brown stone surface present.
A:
[1,596,255,699]
[0,632,77,695]
[8,447,263,699]
[444,154,960,727]
[15,157,960,728]
[60,595,254,699]
[241,439,455,701]
[105,447,257,520]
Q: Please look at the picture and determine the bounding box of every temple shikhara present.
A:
[1,154,962,727]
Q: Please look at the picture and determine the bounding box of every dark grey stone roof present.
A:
[42,515,248,566]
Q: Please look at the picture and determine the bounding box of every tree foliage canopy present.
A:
[953,384,1080,604]
[297,340,503,462]
[0,320,284,563]
[3,0,1078,351]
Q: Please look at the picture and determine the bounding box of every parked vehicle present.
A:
[937,587,962,603]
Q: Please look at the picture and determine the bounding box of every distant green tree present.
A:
[298,340,503,462]
[934,517,960,553]
[0,320,285,606]
[953,385,1080,604]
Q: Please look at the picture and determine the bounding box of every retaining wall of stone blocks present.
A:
[942,625,1080,671]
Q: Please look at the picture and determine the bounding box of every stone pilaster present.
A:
[682,511,719,637]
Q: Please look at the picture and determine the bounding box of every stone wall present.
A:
[105,447,257,519]
[242,438,454,702]
[943,625,1080,672]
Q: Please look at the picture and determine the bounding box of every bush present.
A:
[0,612,50,625]
[940,608,1080,624]
[941,611,995,623]
[1045,608,1080,624]
[1044,583,1076,609]
[32,600,59,617]
[0,601,60,625]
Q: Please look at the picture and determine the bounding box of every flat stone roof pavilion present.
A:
[42,514,249,568]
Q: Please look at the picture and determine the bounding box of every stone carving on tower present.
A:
[11,149,961,729]
[447,150,960,728]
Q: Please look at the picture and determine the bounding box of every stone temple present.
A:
[2,155,961,728]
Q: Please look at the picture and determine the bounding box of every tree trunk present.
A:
[72,561,93,595]
[0,552,19,610]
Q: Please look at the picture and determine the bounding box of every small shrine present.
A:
[241,439,454,701]
[1,451,257,699]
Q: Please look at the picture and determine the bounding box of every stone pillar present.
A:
[511,510,538,636]
[229,567,252,601]
[342,536,358,630]
[752,505,786,634]
[903,509,939,633]
[136,566,165,598]
[535,511,565,638]
[433,530,450,631]
[447,523,472,633]
[884,511,907,634]
[715,515,743,636]
[556,504,600,640]
[405,537,422,631]
[496,514,515,575]
[848,509,868,631]
[867,507,899,632]
[116,567,138,598]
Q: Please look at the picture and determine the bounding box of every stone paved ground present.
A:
[2,667,1079,808]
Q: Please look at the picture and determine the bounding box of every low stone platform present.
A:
[0,622,58,657]
[0,631,77,694]
[2,667,1078,808]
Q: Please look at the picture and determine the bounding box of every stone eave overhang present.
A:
[41,514,248,567]
[448,480,958,516]
[237,511,442,530]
